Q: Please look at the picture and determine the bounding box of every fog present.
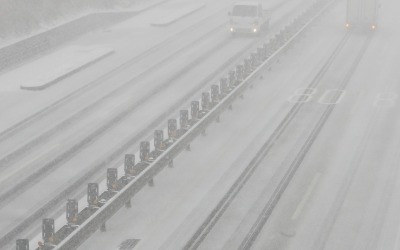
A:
[1,0,399,249]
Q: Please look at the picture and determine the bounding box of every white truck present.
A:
[228,1,271,36]
[346,0,378,30]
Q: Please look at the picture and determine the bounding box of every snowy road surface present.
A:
[80,0,400,249]
[2,0,399,249]
[0,0,315,249]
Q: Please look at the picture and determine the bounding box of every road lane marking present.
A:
[373,92,398,107]
[291,173,321,220]
[0,144,59,184]
[318,89,345,105]
[288,88,317,103]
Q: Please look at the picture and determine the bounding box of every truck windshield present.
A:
[232,5,257,17]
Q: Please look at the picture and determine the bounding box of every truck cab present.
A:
[229,1,271,35]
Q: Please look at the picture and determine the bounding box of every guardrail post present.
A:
[250,52,258,69]
[244,58,251,77]
[180,110,189,130]
[260,45,266,60]
[181,110,191,150]
[280,29,286,42]
[42,218,55,245]
[124,154,135,178]
[273,35,279,51]
[262,42,270,58]
[201,92,210,111]
[191,101,199,120]
[107,168,118,192]
[154,130,164,151]
[211,85,220,107]
[286,23,291,35]
[87,183,99,208]
[66,199,78,226]
[168,119,178,139]
[220,78,228,96]
[228,70,236,89]
[211,85,221,122]
[140,141,154,186]
[278,32,284,46]
[288,22,295,37]
[268,39,275,56]
[235,65,244,85]
[292,17,298,31]
[140,141,150,162]
[256,48,264,62]
[16,239,29,250]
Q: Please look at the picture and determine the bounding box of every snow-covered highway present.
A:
[0,0,318,249]
[2,0,399,249]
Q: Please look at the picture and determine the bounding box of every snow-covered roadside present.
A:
[0,0,168,50]
[0,46,113,91]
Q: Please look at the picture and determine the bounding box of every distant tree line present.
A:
[0,0,133,41]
